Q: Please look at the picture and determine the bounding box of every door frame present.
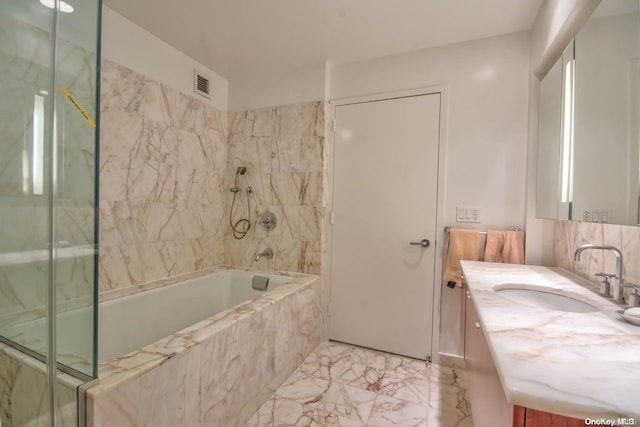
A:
[327,85,449,363]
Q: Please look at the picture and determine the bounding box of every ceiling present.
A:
[104,0,544,79]
[591,0,639,18]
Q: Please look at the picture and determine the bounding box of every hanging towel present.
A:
[443,229,480,288]
[484,230,525,264]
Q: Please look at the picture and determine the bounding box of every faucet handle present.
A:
[594,273,615,296]
[623,283,640,307]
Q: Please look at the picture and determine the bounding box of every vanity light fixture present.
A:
[39,0,74,13]
[560,48,575,204]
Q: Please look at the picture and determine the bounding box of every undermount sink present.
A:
[493,284,600,313]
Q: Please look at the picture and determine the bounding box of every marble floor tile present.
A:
[245,395,370,427]
[367,395,430,427]
[245,341,473,426]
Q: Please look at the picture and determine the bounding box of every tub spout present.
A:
[255,248,274,261]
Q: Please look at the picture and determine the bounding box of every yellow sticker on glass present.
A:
[60,86,96,128]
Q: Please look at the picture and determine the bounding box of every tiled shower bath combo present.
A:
[90,61,331,426]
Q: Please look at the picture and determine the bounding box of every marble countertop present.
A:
[460,261,640,419]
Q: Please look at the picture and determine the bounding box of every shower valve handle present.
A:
[410,239,430,248]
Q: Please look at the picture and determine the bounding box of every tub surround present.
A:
[99,59,228,294]
[93,61,332,426]
[461,260,640,419]
[225,102,326,274]
[0,343,82,427]
[100,60,328,294]
[86,266,326,427]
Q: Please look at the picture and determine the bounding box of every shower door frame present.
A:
[327,85,449,363]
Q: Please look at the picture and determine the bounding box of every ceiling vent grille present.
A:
[194,69,211,99]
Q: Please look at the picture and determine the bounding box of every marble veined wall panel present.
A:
[554,221,640,293]
[98,60,228,293]
[225,102,326,274]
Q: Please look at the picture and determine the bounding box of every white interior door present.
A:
[330,93,441,360]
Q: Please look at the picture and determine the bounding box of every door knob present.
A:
[409,239,430,248]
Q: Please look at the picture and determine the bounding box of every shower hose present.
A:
[229,170,251,239]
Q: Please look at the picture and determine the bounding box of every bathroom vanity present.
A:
[461,261,640,427]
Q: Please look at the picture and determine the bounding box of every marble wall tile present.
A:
[0,15,98,318]
[139,347,202,427]
[274,283,324,379]
[0,263,46,315]
[200,306,277,426]
[0,344,80,427]
[90,376,141,427]
[300,172,323,206]
[299,206,322,242]
[99,60,228,293]
[224,101,326,275]
[100,60,145,115]
[299,242,323,288]
[300,136,325,172]
[0,202,48,253]
[554,220,640,294]
[98,236,222,291]
[271,172,303,206]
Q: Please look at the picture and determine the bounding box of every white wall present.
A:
[101,6,228,112]
[228,62,326,111]
[523,0,601,266]
[330,32,530,357]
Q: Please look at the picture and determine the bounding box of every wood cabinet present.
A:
[464,291,585,427]
[513,406,584,427]
[464,290,513,427]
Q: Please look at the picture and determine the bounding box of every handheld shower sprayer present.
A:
[229,166,251,239]
[230,167,248,192]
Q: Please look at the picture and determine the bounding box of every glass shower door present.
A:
[0,0,100,425]
[0,2,58,424]
[52,0,100,380]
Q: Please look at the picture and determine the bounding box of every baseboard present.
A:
[438,352,466,370]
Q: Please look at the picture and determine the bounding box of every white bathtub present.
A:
[99,269,293,361]
[10,269,295,364]
[85,267,326,427]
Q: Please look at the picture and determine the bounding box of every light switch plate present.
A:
[582,209,611,223]
[456,206,481,223]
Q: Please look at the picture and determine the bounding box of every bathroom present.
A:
[0,0,638,425]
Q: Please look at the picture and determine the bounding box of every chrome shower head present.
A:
[237,166,247,175]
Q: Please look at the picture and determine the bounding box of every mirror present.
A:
[536,0,640,225]
[537,49,568,220]
[573,0,640,225]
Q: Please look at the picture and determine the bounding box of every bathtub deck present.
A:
[244,341,473,426]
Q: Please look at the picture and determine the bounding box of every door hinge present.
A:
[332,118,336,132]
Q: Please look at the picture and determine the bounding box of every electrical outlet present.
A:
[582,210,591,222]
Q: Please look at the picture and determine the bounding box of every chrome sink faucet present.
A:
[574,244,624,303]
[255,248,274,261]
